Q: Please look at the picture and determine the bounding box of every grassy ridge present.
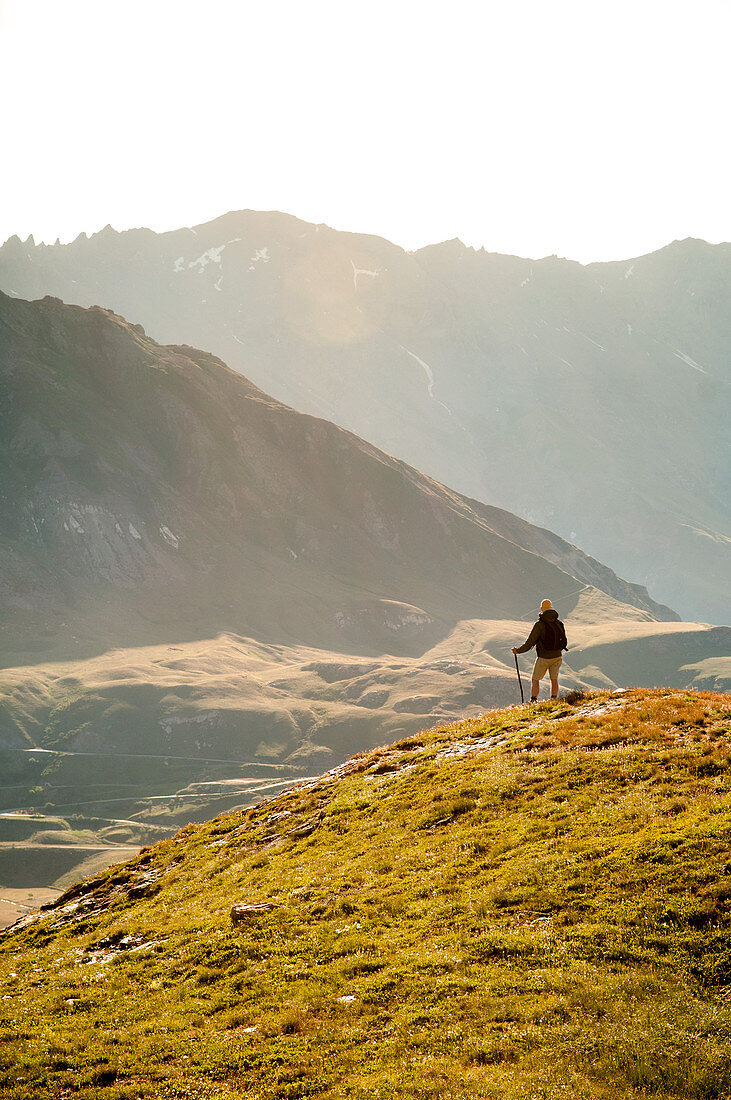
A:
[1,689,730,1099]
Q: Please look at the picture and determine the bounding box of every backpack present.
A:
[542,618,567,651]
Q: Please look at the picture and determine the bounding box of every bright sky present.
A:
[1,0,729,263]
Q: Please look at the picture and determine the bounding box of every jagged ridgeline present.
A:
[2,690,730,1099]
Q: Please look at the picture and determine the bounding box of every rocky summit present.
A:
[1,688,730,1099]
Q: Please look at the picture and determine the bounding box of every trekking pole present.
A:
[514,652,524,704]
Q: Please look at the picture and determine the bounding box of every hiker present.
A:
[512,599,567,702]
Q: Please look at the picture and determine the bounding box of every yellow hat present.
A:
[540,599,552,611]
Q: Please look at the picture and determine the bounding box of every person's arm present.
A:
[513,621,542,654]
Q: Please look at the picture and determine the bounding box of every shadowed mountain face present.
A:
[0,213,727,622]
[0,291,678,670]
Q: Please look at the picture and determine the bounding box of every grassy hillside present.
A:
[1,688,730,1099]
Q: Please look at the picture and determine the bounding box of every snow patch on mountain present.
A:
[351,260,379,290]
[577,331,606,352]
[159,526,179,550]
[680,523,731,545]
[674,350,707,374]
[401,345,436,398]
[400,345,456,418]
[186,240,242,273]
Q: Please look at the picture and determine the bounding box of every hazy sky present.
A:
[1,0,729,262]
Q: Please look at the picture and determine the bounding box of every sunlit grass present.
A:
[0,688,729,1098]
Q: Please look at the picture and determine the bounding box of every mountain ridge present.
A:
[1,210,726,622]
[4,216,728,265]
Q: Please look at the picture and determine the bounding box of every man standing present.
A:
[512,598,567,702]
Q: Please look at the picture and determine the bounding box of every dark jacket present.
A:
[516,609,564,659]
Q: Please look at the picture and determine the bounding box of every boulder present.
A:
[231,902,276,925]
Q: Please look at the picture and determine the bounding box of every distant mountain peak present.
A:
[0,212,728,622]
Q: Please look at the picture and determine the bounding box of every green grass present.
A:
[0,688,730,1099]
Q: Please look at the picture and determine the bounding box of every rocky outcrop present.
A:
[230,902,276,924]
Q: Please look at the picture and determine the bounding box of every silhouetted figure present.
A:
[512,599,567,702]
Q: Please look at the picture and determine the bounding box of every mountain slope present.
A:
[2,689,730,1099]
[0,214,727,621]
[0,289,676,670]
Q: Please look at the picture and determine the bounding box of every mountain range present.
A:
[0,211,728,623]
[1,289,728,901]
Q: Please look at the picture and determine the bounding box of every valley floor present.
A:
[0,887,59,930]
